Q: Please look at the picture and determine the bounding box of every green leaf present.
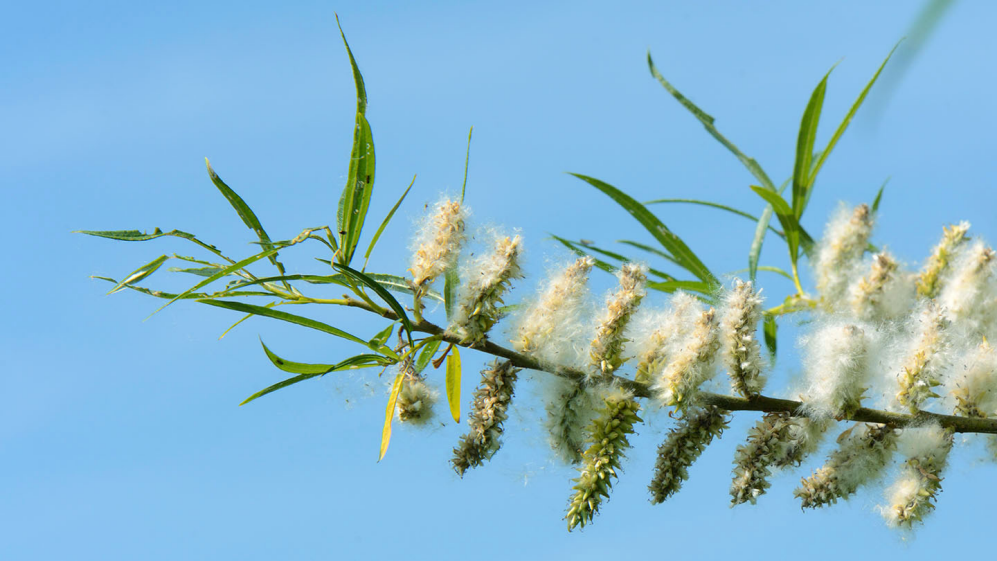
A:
[74,228,233,263]
[791,68,833,219]
[615,240,681,266]
[446,346,462,423]
[205,158,285,276]
[414,338,442,374]
[808,43,900,195]
[363,175,415,271]
[167,266,221,278]
[747,177,792,283]
[643,199,784,239]
[333,263,414,339]
[552,237,675,281]
[749,186,816,266]
[763,313,778,362]
[460,127,473,203]
[444,264,459,322]
[107,255,170,294]
[197,299,376,351]
[551,235,617,275]
[872,177,890,214]
[380,371,405,461]
[647,52,776,191]
[335,15,376,267]
[369,323,396,349]
[646,280,715,297]
[570,173,718,287]
[150,246,283,316]
[241,346,388,406]
[727,265,794,281]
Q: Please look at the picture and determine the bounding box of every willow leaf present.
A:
[379,372,405,461]
[107,255,170,294]
[570,173,717,287]
[363,176,415,271]
[446,346,462,423]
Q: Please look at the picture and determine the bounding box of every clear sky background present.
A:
[4,1,997,559]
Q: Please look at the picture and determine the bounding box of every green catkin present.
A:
[565,391,642,531]
[896,304,948,412]
[730,413,828,506]
[917,221,970,299]
[648,406,729,504]
[451,360,520,477]
[589,263,647,377]
[795,423,897,508]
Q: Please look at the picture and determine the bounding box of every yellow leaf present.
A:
[379,372,405,462]
[446,347,462,423]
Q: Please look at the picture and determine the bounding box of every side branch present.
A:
[338,297,997,435]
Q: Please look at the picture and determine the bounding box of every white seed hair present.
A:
[814,203,874,309]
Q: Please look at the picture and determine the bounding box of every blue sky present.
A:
[4,1,997,559]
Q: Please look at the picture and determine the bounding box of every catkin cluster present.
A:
[399,194,997,533]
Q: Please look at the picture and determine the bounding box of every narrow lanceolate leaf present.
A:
[646,280,714,297]
[551,236,675,281]
[150,246,283,316]
[616,240,681,266]
[444,264,459,321]
[551,235,617,274]
[571,174,718,287]
[808,43,900,193]
[74,228,232,263]
[363,176,415,271]
[643,199,785,239]
[333,263,415,339]
[197,299,378,352]
[414,338,442,375]
[749,186,816,265]
[446,346,462,423]
[368,323,396,349]
[872,177,889,214]
[647,52,776,191]
[763,313,778,361]
[461,126,473,203]
[242,347,389,406]
[335,15,376,266]
[380,372,406,461]
[791,68,832,219]
[107,255,171,294]
[167,266,221,278]
[748,177,792,283]
[205,158,285,276]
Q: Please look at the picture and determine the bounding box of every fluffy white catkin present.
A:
[514,256,594,367]
[588,262,647,378]
[880,424,954,528]
[801,323,871,419]
[719,280,767,397]
[410,197,467,290]
[814,203,874,307]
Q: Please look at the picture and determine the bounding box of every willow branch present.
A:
[336,296,997,435]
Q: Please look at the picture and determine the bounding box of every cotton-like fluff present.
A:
[895,303,950,412]
[801,322,872,419]
[814,203,874,308]
[629,292,701,385]
[565,386,642,531]
[719,280,767,397]
[917,221,970,299]
[451,360,520,477]
[730,413,830,505]
[394,367,438,426]
[545,378,600,464]
[409,196,468,294]
[648,405,729,504]
[937,240,997,336]
[654,307,721,411]
[947,340,997,419]
[588,263,647,378]
[849,252,915,322]
[514,256,594,367]
[879,424,954,529]
[795,423,898,508]
[448,234,523,345]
